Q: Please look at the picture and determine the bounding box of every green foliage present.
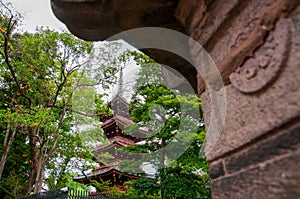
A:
[129,51,164,90]
[156,131,211,198]
[130,178,160,198]
[95,152,114,165]
[90,179,111,193]
[47,173,89,192]
[45,132,94,190]
[120,52,211,198]
[71,77,110,147]
[0,2,128,196]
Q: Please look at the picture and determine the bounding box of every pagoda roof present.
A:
[109,136,135,145]
[111,95,129,106]
[94,137,134,152]
[101,115,134,129]
[73,165,141,181]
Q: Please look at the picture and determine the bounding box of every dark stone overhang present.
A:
[50,0,198,91]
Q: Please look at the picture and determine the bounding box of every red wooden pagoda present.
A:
[73,95,147,191]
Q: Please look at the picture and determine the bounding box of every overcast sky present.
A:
[3,0,67,32]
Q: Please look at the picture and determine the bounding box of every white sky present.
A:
[3,0,67,32]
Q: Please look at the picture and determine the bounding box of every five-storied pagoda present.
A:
[73,95,147,191]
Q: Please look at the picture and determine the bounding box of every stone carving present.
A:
[229,18,291,93]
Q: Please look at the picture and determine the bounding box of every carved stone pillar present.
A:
[186,0,300,197]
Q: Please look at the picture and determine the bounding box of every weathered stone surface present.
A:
[202,5,300,161]
[199,0,275,63]
[230,17,291,93]
[195,0,300,92]
[175,0,209,34]
[209,160,225,179]
[189,0,240,47]
[51,0,180,41]
[211,149,300,199]
[225,122,300,174]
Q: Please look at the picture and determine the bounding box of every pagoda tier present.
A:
[73,166,140,191]
[101,115,147,142]
[74,95,147,190]
[93,137,137,166]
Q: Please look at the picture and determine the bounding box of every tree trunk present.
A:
[28,90,74,194]
[26,127,38,195]
[0,124,16,179]
[33,164,45,193]
[33,155,44,193]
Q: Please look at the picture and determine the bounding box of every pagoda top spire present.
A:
[110,95,130,119]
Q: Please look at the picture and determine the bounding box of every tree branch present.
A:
[3,16,21,92]
[3,123,10,149]
[0,185,16,199]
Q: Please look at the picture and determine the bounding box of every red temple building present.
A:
[73,95,148,191]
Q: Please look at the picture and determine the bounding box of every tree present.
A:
[121,52,211,198]
[0,1,21,181]
[0,2,124,196]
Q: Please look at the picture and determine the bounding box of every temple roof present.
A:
[94,137,134,152]
[73,166,141,181]
[111,95,129,107]
[101,115,134,129]
[101,115,148,140]
[73,95,150,183]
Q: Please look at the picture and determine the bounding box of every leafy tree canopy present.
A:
[0,2,130,197]
[119,52,211,198]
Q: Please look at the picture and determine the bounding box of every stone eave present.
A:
[50,0,198,91]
